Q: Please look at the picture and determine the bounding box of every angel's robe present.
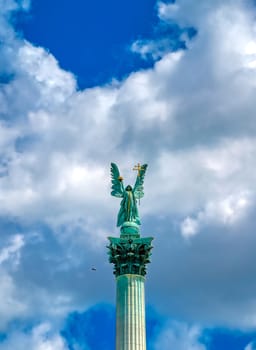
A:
[117,187,140,227]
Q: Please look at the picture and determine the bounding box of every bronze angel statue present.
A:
[110,163,148,227]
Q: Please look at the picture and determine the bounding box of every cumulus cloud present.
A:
[2,0,256,231]
[0,234,24,265]
[245,342,256,350]
[0,0,256,338]
[154,321,206,350]
[0,233,26,330]
[0,270,27,330]
[0,323,68,350]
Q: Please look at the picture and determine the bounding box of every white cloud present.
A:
[245,343,256,350]
[0,323,68,350]
[180,191,251,237]
[181,217,199,237]
[2,0,256,230]
[131,38,184,61]
[1,0,256,334]
[0,234,24,265]
[18,41,76,103]
[154,321,206,350]
[0,270,27,330]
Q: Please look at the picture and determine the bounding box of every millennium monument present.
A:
[107,163,153,350]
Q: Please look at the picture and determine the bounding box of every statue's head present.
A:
[125,185,132,191]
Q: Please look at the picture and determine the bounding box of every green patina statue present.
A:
[110,162,148,227]
[108,162,153,277]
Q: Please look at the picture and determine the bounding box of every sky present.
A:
[1,0,256,349]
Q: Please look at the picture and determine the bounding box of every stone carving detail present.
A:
[107,237,153,277]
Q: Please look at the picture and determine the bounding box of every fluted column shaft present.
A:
[116,274,146,350]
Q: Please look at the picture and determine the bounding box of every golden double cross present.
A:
[133,163,142,177]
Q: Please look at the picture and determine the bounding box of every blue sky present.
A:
[1,0,256,349]
[15,0,159,88]
[15,0,193,88]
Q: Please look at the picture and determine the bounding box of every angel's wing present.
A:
[133,164,148,200]
[110,163,124,198]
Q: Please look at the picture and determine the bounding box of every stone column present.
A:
[116,274,146,350]
[108,222,153,350]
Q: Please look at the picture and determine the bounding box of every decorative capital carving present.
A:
[107,236,153,277]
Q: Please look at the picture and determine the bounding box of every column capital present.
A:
[107,236,153,277]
